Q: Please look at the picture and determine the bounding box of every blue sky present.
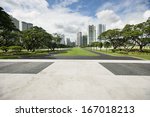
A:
[47,0,150,17]
[0,0,150,41]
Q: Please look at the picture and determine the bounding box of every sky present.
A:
[0,0,150,41]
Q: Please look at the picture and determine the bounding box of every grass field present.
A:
[0,49,50,59]
[57,47,98,56]
[94,49,150,60]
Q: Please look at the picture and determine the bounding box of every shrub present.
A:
[111,49,116,53]
[117,51,128,55]
[0,46,9,52]
[9,46,23,52]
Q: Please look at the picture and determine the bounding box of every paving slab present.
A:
[100,63,150,76]
[0,62,53,74]
[0,60,150,100]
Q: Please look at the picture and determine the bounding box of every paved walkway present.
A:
[0,60,150,100]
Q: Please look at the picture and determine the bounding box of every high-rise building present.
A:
[77,32,83,46]
[66,38,71,46]
[83,35,87,46]
[97,24,106,41]
[10,16,19,30]
[21,21,33,31]
[60,34,65,45]
[21,21,28,31]
[88,25,96,45]
[27,23,33,29]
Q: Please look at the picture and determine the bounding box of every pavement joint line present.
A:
[0,59,150,63]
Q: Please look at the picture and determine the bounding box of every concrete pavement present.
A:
[0,60,150,100]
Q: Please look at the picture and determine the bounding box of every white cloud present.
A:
[96,10,120,24]
[0,0,149,41]
[0,0,92,41]
[143,10,150,20]
[96,10,124,29]
[96,0,150,29]
[54,0,79,8]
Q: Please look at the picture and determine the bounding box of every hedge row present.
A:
[0,46,23,52]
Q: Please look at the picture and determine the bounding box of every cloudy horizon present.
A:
[0,0,150,41]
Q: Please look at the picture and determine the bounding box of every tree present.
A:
[104,41,111,52]
[22,26,46,51]
[136,20,150,51]
[122,22,150,52]
[51,33,62,51]
[121,24,137,51]
[0,30,21,46]
[99,29,123,50]
[43,33,54,51]
[53,33,62,44]
[0,7,19,47]
[98,42,103,51]
[0,7,16,31]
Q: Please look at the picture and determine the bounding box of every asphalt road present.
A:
[0,62,53,74]
[100,63,150,76]
[21,51,140,60]
[86,49,140,60]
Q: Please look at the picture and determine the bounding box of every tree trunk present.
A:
[139,45,143,52]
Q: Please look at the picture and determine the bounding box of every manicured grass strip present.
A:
[57,47,98,56]
[0,50,52,59]
[94,49,150,60]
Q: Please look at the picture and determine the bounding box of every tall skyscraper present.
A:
[27,23,33,29]
[83,35,87,46]
[10,16,19,30]
[88,25,96,45]
[21,21,33,31]
[21,21,28,31]
[66,38,71,46]
[77,32,83,46]
[60,34,65,45]
[97,24,106,41]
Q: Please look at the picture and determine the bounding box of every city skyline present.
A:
[0,0,150,41]
[10,16,33,31]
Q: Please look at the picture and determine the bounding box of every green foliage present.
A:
[104,41,111,52]
[0,7,17,31]
[9,46,23,52]
[98,42,103,50]
[99,19,150,51]
[22,26,47,51]
[99,29,123,49]
[0,46,9,52]
[104,41,111,48]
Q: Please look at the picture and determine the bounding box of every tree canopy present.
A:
[99,19,150,51]
[0,7,16,31]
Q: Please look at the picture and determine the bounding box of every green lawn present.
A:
[94,49,150,60]
[57,47,98,56]
[0,50,51,59]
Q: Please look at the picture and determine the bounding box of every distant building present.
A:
[10,16,19,30]
[97,24,106,41]
[83,35,87,46]
[70,42,76,47]
[21,22,28,31]
[60,34,65,45]
[27,23,33,29]
[71,42,76,47]
[77,32,83,46]
[88,25,96,45]
[66,38,71,46]
[21,21,33,31]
